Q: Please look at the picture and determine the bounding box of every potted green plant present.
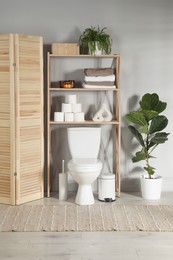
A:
[79,26,111,55]
[125,93,170,200]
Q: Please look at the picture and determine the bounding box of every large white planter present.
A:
[140,175,162,200]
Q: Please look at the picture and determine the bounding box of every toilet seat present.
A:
[68,158,102,173]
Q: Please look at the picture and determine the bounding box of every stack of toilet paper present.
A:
[54,95,85,122]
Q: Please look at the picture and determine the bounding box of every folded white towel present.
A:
[84,75,115,82]
[83,84,116,89]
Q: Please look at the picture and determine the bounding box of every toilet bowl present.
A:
[67,128,102,205]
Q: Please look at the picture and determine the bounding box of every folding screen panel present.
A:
[15,34,44,205]
[0,34,15,205]
[0,34,44,205]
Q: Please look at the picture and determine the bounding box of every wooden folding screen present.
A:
[0,34,44,205]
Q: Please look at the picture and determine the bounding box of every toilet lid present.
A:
[68,158,102,172]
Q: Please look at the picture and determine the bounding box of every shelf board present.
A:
[50,120,119,125]
[49,54,120,58]
[49,87,118,91]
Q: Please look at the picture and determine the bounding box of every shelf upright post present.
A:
[115,54,121,197]
[47,52,51,197]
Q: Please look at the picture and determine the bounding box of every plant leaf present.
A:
[148,141,157,149]
[150,132,170,144]
[125,111,148,126]
[128,125,145,147]
[149,116,168,134]
[140,93,159,110]
[132,148,146,162]
[141,110,158,121]
[139,125,149,134]
[139,93,167,113]
[144,165,155,176]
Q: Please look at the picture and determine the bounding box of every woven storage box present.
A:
[51,43,79,55]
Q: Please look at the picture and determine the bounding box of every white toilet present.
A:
[67,127,102,205]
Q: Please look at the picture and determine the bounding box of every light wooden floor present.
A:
[1,192,173,260]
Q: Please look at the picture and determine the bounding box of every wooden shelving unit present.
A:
[47,53,121,197]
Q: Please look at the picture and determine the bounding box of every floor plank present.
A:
[0,232,173,259]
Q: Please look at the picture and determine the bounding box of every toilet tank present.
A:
[67,127,101,158]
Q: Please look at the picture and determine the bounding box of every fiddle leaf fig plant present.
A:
[125,93,170,179]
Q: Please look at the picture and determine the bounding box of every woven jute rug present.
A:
[0,204,173,232]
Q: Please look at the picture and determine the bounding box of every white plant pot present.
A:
[140,175,162,200]
[88,42,102,55]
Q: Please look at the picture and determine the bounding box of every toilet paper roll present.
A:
[67,95,77,104]
[59,172,68,201]
[65,112,74,122]
[71,103,82,113]
[61,103,72,113]
[54,112,64,122]
[74,112,85,122]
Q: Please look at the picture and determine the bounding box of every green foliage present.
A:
[79,26,111,54]
[125,93,170,178]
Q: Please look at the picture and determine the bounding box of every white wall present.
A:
[1,0,173,191]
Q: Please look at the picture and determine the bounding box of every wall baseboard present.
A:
[121,177,141,192]
[162,177,173,191]
[58,177,173,193]
[121,177,173,192]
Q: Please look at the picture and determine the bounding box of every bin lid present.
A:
[99,173,115,180]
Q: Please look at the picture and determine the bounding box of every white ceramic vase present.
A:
[140,175,162,200]
[93,103,112,122]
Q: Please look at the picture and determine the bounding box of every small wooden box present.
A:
[51,43,79,55]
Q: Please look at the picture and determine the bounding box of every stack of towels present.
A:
[83,68,115,89]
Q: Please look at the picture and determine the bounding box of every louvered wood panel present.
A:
[0,34,15,205]
[14,34,44,205]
